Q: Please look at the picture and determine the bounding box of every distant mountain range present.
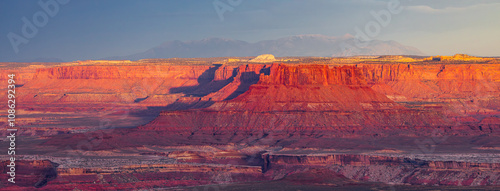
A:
[106,34,424,60]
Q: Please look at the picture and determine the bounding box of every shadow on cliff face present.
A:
[224,71,262,100]
[169,64,264,104]
[0,160,58,189]
[169,64,232,97]
[159,100,215,111]
[128,65,266,127]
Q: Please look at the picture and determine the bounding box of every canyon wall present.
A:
[141,62,500,136]
[3,58,500,190]
[0,159,266,190]
[5,60,499,112]
[4,60,495,140]
[265,153,500,186]
[0,160,58,188]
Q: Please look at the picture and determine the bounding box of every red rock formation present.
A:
[36,61,500,151]
[203,64,267,101]
[34,162,265,190]
[141,63,452,133]
[4,59,500,190]
[0,160,58,188]
[259,64,366,86]
[356,63,500,114]
[17,64,222,106]
[5,60,499,116]
[265,153,500,186]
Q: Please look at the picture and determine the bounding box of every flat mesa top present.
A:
[0,54,498,69]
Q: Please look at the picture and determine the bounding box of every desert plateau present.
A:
[1,54,500,190]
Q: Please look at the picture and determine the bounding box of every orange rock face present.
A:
[18,65,215,106]
[3,59,497,136]
[141,63,466,133]
[2,57,500,190]
[259,64,366,86]
[6,59,499,113]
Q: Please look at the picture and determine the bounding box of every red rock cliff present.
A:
[265,153,500,186]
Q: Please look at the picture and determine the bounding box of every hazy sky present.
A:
[1,0,499,61]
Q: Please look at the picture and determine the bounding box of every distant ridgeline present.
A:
[424,54,494,62]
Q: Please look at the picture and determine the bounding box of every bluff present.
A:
[141,63,454,135]
[16,65,222,106]
[0,160,58,188]
[2,59,497,137]
[265,153,500,186]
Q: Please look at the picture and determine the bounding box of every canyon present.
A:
[1,55,500,190]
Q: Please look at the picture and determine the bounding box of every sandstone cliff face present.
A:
[9,59,499,190]
[142,63,455,133]
[3,60,497,135]
[220,64,393,112]
[0,69,36,85]
[203,64,267,101]
[0,160,58,188]
[259,64,366,86]
[0,158,266,190]
[358,63,500,96]
[7,60,500,115]
[45,162,265,190]
[265,153,500,186]
[357,63,500,114]
[18,65,219,106]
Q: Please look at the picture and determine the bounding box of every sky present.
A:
[0,0,499,62]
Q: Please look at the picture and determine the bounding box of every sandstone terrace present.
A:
[1,54,500,190]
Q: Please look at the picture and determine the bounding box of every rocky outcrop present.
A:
[355,63,500,116]
[258,64,366,86]
[17,60,498,146]
[423,54,495,62]
[13,58,499,190]
[6,60,500,115]
[0,160,58,188]
[203,64,267,101]
[265,153,500,186]
[249,54,276,63]
[18,65,218,106]
[39,163,265,190]
[141,63,454,133]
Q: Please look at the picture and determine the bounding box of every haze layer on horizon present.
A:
[0,0,499,62]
